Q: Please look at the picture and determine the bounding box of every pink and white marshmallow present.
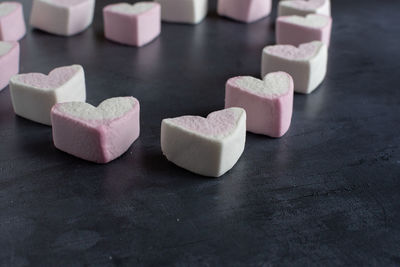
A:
[155,0,208,24]
[276,14,332,47]
[217,0,272,23]
[0,2,26,41]
[161,108,246,177]
[51,97,140,164]
[104,2,161,47]
[225,72,293,137]
[261,41,328,94]
[278,0,331,17]
[0,41,19,91]
[30,0,95,36]
[9,65,86,125]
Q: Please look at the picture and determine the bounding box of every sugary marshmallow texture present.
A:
[9,65,86,125]
[30,0,95,36]
[51,97,140,164]
[261,41,328,94]
[161,108,246,177]
[217,0,271,23]
[225,72,293,137]
[277,14,332,47]
[278,0,331,17]
[155,0,208,24]
[104,2,161,47]
[0,2,26,41]
[0,41,19,91]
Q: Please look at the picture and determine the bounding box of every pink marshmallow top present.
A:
[0,2,20,18]
[282,0,326,10]
[264,41,323,61]
[41,0,91,7]
[52,97,139,127]
[228,72,294,98]
[166,108,243,138]
[15,65,81,89]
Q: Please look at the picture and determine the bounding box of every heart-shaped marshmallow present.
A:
[0,2,26,41]
[278,0,330,17]
[9,65,86,125]
[0,41,19,91]
[155,0,208,24]
[51,97,140,164]
[217,0,271,23]
[277,14,332,46]
[103,2,161,47]
[262,41,328,94]
[161,107,246,177]
[30,0,95,36]
[225,72,293,137]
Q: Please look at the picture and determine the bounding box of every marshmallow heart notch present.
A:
[103,2,161,47]
[9,65,86,125]
[161,108,246,178]
[225,72,294,138]
[51,97,140,164]
[262,41,328,94]
[278,0,331,17]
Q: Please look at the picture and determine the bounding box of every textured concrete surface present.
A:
[0,0,399,266]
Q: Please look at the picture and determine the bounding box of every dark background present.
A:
[1,0,400,266]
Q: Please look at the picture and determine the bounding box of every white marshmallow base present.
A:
[261,41,328,94]
[155,0,208,24]
[161,108,246,177]
[30,0,95,36]
[9,65,86,125]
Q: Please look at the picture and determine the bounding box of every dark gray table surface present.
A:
[1,0,400,266]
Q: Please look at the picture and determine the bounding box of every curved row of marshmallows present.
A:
[0,0,332,177]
